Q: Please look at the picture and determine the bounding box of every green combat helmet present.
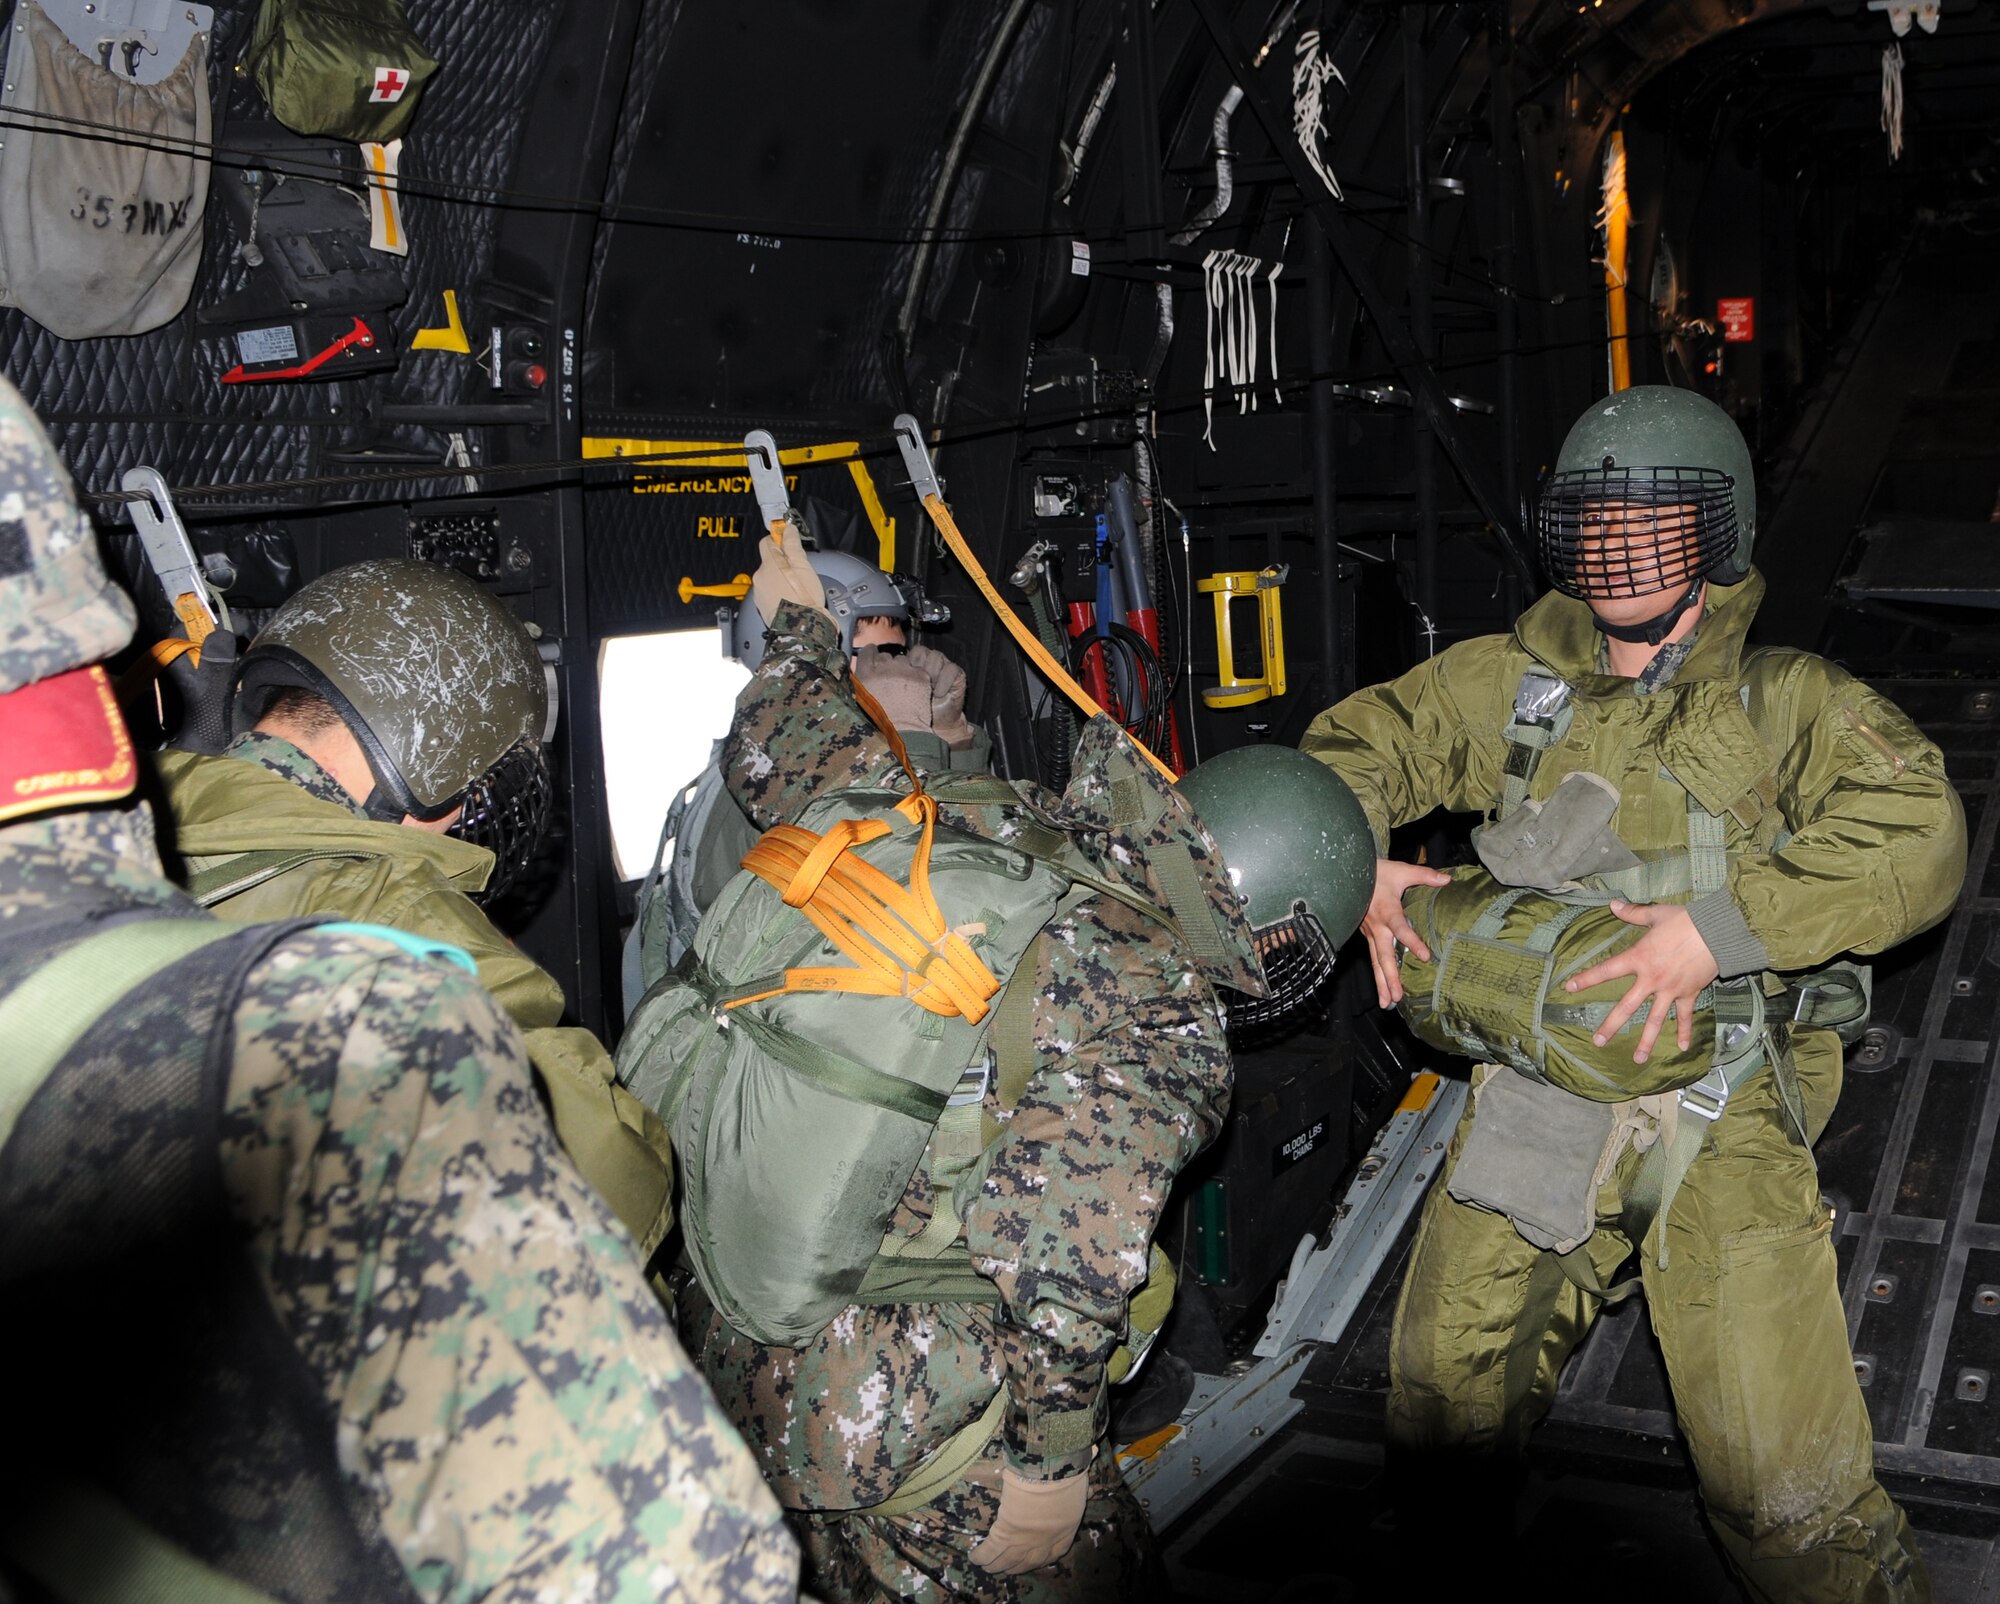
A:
[1176,744,1375,1028]
[234,558,553,898]
[1537,385,1755,646]
[0,375,134,696]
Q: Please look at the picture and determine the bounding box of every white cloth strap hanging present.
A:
[1292,29,1346,201]
[1881,43,1905,164]
[1266,260,1283,406]
[1203,248,1222,449]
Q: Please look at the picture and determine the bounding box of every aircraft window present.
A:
[598,630,748,880]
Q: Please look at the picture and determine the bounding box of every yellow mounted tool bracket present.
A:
[891,413,1176,782]
[1198,565,1288,709]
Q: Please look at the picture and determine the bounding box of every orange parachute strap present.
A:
[723,517,1003,1018]
[732,805,1001,1022]
[781,816,893,907]
[911,485,1176,783]
[111,634,204,706]
[851,670,928,801]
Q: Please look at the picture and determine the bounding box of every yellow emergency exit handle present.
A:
[680,573,753,603]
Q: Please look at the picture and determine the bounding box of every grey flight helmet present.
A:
[729,545,909,669]
[233,558,553,900]
[1536,385,1755,645]
[1176,745,1376,1029]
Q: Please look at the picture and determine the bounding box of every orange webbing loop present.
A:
[781,817,892,908]
[915,488,1176,782]
[733,800,1001,1022]
[113,635,201,703]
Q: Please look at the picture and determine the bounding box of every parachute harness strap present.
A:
[728,591,1003,1022]
[733,796,1002,1022]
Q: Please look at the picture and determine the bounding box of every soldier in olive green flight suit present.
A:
[1303,387,1966,1602]
[155,558,676,1262]
[0,375,799,1604]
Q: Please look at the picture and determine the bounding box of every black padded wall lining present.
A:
[1,0,564,509]
[581,0,1026,424]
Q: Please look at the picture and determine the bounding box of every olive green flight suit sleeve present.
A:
[1298,636,1516,849]
[1732,661,1967,972]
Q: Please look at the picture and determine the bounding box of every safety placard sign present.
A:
[1718,298,1755,342]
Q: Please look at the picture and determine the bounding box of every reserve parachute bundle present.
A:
[1396,865,1770,1102]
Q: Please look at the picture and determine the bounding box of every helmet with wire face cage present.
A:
[234,558,553,904]
[1537,386,1755,608]
[1174,745,1376,1031]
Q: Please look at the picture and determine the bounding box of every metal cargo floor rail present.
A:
[1120,1070,1467,1530]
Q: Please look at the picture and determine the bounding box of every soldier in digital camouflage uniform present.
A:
[673,532,1266,1603]
[0,374,801,1604]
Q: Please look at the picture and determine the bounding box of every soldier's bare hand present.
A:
[1362,858,1452,1010]
[1563,900,1720,1063]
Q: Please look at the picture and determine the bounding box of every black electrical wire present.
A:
[1074,621,1173,754]
[71,300,1678,519]
[0,102,1461,264]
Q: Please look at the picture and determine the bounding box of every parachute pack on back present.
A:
[619,775,1099,1346]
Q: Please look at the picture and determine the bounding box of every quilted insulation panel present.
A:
[0,0,564,511]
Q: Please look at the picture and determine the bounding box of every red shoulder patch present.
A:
[0,665,137,823]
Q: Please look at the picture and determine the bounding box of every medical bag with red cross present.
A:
[246,0,440,144]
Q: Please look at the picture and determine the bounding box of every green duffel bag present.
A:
[1396,865,1766,1102]
[246,0,439,143]
[617,785,1075,1349]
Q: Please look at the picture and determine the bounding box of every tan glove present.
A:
[749,524,827,625]
[853,645,934,731]
[968,1466,1091,1575]
[909,643,977,751]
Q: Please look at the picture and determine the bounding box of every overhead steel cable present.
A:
[0,101,1577,304]
[75,314,1663,518]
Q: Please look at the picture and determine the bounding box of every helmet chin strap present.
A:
[360,786,406,824]
[1592,579,1705,647]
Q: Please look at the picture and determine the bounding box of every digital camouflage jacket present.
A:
[682,603,1253,1509]
[1301,571,1966,979]
[158,734,677,1260]
[0,801,799,1603]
